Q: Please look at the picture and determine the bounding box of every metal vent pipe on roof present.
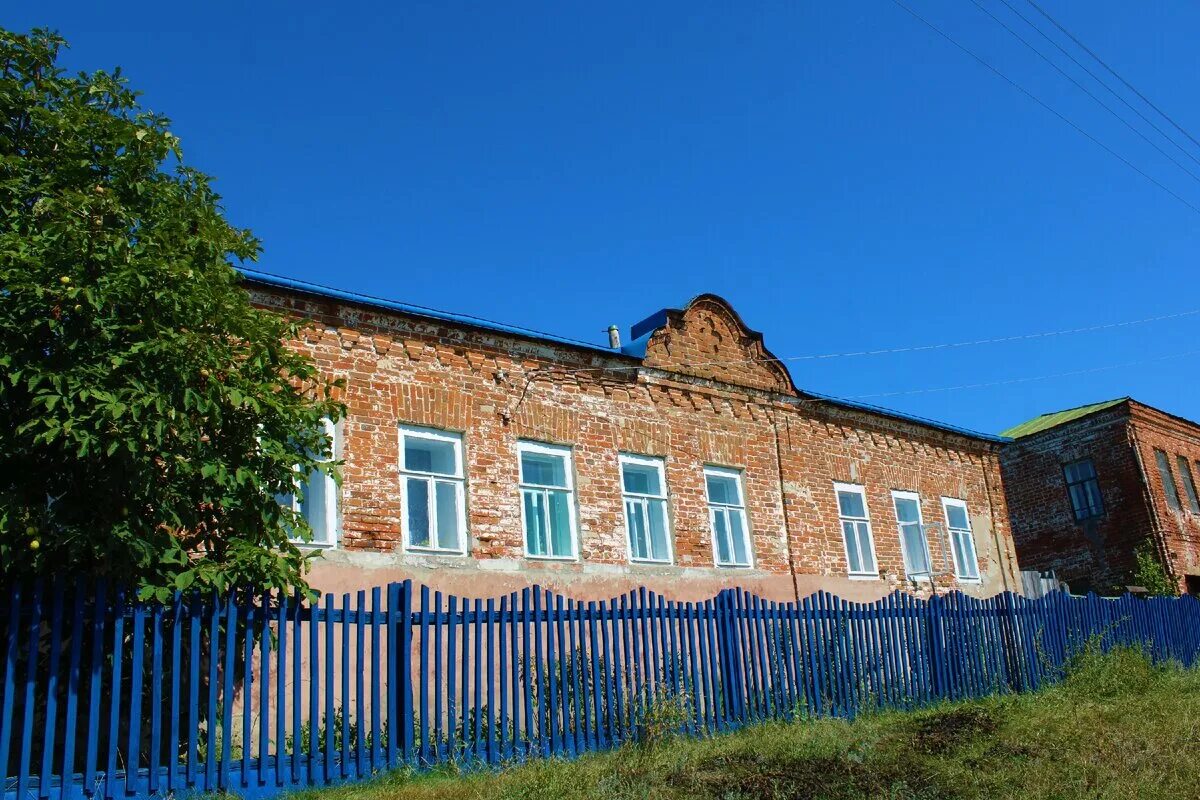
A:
[607,325,621,349]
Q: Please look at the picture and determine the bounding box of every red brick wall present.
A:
[1127,404,1200,591]
[1000,401,1200,593]
[1000,405,1151,592]
[252,285,1020,601]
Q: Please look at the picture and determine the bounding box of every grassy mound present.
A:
[289,647,1200,800]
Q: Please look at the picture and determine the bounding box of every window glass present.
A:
[892,492,931,578]
[835,483,876,577]
[404,436,459,476]
[1155,449,1182,510]
[521,449,569,488]
[401,426,466,554]
[1062,458,1104,521]
[282,417,337,548]
[519,442,577,558]
[621,456,671,563]
[706,467,751,567]
[1176,456,1200,514]
[943,498,979,581]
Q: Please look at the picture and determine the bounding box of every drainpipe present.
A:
[770,410,802,604]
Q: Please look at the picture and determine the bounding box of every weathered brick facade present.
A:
[1001,399,1200,595]
[248,274,1021,601]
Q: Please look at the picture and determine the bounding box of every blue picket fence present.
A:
[1,582,1198,800]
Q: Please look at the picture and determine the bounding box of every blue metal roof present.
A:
[241,268,1007,444]
[240,268,631,358]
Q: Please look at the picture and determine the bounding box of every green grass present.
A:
[288,647,1200,800]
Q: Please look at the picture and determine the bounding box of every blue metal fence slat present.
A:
[260,593,271,787]
[460,596,472,762]
[418,586,430,766]
[556,594,573,759]
[186,595,200,789]
[149,602,164,794]
[124,598,145,797]
[276,594,287,788]
[323,594,335,781]
[105,586,126,799]
[472,597,484,762]
[433,591,444,765]
[497,594,507,761]
[369,587,381,773]
[544,592,558,756]
[445,594,458,762]
[290,594,302,786]
[507,592,519,761]
[58,586,85,800]
[39,583,65,799]
[356,590,366,776]
[17,582,44,800]
[221,595,237,791]
[529,591,543,758]
[586,601,602,752]
[242,598,254,787]
[340,593,351,778]
[566,598,581,755]
[609,598,626,744]
[486,597,496,765]
[0,583,21,791]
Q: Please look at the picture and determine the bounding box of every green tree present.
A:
[0,28,342,599]
[1132,541,1175,597]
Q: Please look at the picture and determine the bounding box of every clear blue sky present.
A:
[11,1,1200,435]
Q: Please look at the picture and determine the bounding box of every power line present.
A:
[1023,0,1200,154]
[996,0,1200,170]
[561,306,1200,374]
[970,0,1200,186]
[888,0,1200,216]
[848,348,1200,399]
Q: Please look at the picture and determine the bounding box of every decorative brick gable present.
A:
[640,295,796,395]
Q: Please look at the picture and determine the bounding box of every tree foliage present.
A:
[1132,542,1175,597]
[0,28,342,599]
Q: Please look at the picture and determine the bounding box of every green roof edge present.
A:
[1001,397,1130,439]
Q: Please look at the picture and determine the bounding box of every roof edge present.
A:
[240,268,637,360]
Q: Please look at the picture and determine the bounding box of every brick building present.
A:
[246,269,1022,601]
[1000,398,1200,595]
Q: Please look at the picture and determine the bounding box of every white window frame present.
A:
[399,425,468,556]
[285,417,339,549]
[891,490,932,581]
[704,466,753,568]
[834,482,879,579]
[941,497,980,583]
[619,453,673,564]
[517,441,579,561]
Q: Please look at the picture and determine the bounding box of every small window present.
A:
[620,454,672,563]
[1154,450,1182,511]
[1176,456,1200,514]
[519,442,578,559]
[705,467,752,568]
[834,483,877,578]
[891,491,931,580]
[400,426,467,554]
[942,498,979,582]
[278,417,338,548]
[1062,459,1104,521]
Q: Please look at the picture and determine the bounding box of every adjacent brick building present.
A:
[1001,398,1200,595]
[245,269,1022,601]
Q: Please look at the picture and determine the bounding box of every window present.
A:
[400,426,467,554]
[620,455,672,563]
[278,417,338,548]
[518,442,578,559]
[834,483,877,578]
[1176,456,1200,514]
[705,467,752,567]
[1154,449,1182,511]
[1062,459,1104,521]
[891,491,931,579]
[942,498,979,582]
